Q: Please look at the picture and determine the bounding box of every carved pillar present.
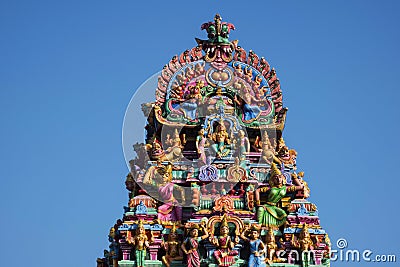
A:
[148,242,161,260]
[119,239,132,261]
[313,250,323,265]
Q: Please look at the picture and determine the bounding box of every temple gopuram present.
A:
[97,14,331,267]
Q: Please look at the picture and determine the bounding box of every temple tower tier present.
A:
[97,14,330,267]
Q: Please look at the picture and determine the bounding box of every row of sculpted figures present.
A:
[99,212,331,267]
[128,123,311,223]
[103,145,331,266]
[134,121,296,171]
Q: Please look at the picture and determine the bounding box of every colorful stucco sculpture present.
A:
[97,14,330,267]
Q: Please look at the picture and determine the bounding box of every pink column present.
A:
[119,240,132,260]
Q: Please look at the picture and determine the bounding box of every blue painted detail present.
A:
[297,203,309,215]
[284,228,296,233]
[150,224,163,231]
[199,165,218,181]
[132,224,151,230]
[119,224,131,231]
[312,229,326,234]
[283,172,292,185]
[135,201,148,215]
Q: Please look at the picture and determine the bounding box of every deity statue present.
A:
[179,81,204,121]
[234,86,269,123]
[255,164,303,227]
[210,215,239,266]
[237,130,250,165]
[181,222,209,267]
[233,62,244,78]
[157,162,185,222]
[108,227,119,267]
[161,224,183,267]
[265,228,278,264]
[292,224,314,252]
[322,235,331,265]
[210,121,231,159]
[164,129,185,162]
[194,62,205,76]
[196,128,207,166]
[265,228,286,264]
[292,224,314,266]
[254,131,278,164]
[126,220,150,267]
[240,224,266,267]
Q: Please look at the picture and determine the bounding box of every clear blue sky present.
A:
[1,1,399,266]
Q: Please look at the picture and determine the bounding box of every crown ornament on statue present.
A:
[171,223,177,233]
[136,220,145,234]
[270,163,282,178]
[220,214,229,228]
[250,224,261,232]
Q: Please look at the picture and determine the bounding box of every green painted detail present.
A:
[118,260,162,267]
[234,199,244,209]
[206,258,246,267]
[170,260,186,267]
[118,260,135,267]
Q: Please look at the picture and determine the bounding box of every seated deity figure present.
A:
[179,81,203,121]
[161,224,183,267]
[255,163,303,227]
[254,131,279,164]
[209,121,231,159]
[164,129,184,162]
[210,215,239,266]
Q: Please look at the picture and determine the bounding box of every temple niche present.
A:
[97,14,331,267]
